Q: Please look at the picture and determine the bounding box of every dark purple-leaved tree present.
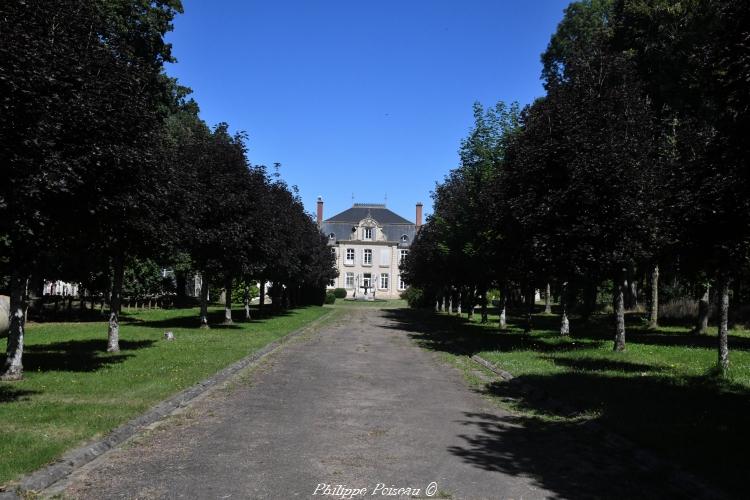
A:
[0,0,182,378]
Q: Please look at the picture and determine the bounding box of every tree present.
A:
[616,0,750,372]
[407,102,520,324]
[0,0,182,378]
[536,0,664,350]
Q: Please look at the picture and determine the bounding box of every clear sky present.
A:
[165,0,571,222]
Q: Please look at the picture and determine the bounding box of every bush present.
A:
[400,286,432,309]
[324,292,336,304]
[659,297,701,321]
[333,288,347,299]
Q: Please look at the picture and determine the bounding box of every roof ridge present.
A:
[324,205,414,225]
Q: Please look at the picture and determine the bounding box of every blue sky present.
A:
[165,0,571,222]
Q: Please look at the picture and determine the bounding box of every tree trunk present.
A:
[560,283,570,335]
[624,275,638,310]
[613,273,626,352]
[175,270,187,305]
[107,255,125,353]
[544,283,552,314]
[223,274,233,325]
[648,264,659,329]
[498,295,507,330]
[2,274,27,380]
[696,284,710,334]
[244,284,251,321]
[447,294,453,314]
[480,289,488,324]
[467,288,474,320]
[717,276,730,374]
[199,273,210,329]
[434,300,439,313]
[582,282,597,322]
[259,279,266,314]
[524,286,534,334]
[456,290,462,315]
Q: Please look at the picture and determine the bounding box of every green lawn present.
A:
[0,305,329,486]
[328,298,408,309]
[388,306,750,497]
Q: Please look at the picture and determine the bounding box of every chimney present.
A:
[415,202,423,231]
[316,196,324,228]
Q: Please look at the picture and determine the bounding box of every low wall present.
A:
[0,295,9,337]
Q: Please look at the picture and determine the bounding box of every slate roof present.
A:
[325,204,413,225]
[321,204,416,245]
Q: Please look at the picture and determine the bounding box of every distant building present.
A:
[42,280,79,296]
[318,199,422,299]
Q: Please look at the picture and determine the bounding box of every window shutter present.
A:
[380,248,390,266]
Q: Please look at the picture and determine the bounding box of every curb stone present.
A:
[469,353,726,500]
[0,310,334,499]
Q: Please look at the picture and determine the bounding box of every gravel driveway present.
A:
[55,307,698,499]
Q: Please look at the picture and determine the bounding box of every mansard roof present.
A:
[324,203,413,225]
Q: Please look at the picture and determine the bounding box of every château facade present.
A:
[318,199,422,300]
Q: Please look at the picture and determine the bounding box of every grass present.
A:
[386,305,750,497]
[327,298,408,309]
[0,305,329,487]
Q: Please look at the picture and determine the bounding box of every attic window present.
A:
[363,227,373,240]
[329,233,336,240]
[400,234,408,242]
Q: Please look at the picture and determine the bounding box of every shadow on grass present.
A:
[542,356,667,373]
[448,412,691,499]
[0,385,40,403]
[134,306,295,330]
[386,308,742,497]
[626,329,750,351]
[382,308,604,357]
[489,307,750,352]
[479,371,747,498]
[22,339,155,372]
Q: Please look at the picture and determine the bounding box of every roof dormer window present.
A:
[400,234,408,242]
[363,227,373,240]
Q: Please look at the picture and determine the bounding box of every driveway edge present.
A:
[0,310,334,499]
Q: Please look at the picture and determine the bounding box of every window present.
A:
[346,248,355,265]
[329,233,336,240]
[363,273,372,288]
[345,272,354,288]
[400,234,408,243]
[379,273,389,289]
[363,227,373,240]
[328,279,335,287]
[330,248,336,258]
[363,249,372,265]
[380,248,390,266]
[398,275,407,290]
[399,249,409,264]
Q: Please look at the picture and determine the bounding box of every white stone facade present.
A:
[320,202,420,300]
